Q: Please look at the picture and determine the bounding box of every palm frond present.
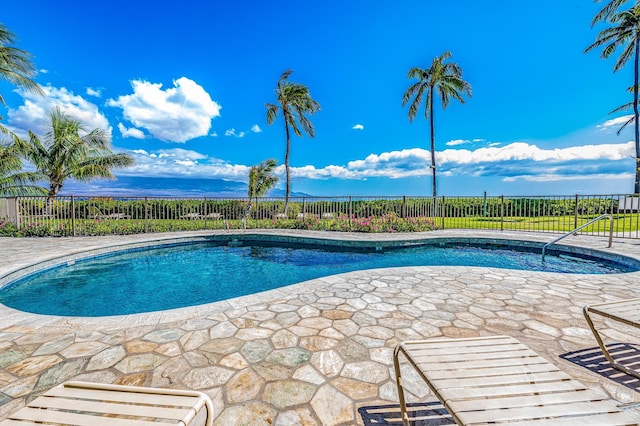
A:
[617,115,635,134]
[0,24,44,105]
[592,0,630,27]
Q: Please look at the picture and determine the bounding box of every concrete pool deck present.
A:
[1,229,640,424]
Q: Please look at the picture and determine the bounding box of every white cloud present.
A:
[39,69,49,74]
[446,139,469,146]
[118,123,145,139]
[86,87,101,97]
[122,148,251,178]
[352,124,364,130]
[175,159,197,167]
[7,85,111,138]
[211,131,218,137]
[225,125,261,137]
[598,115,633,129]
[116,137,634,185]
[438,141,633,165]
[503,172,633,183]
[107,77,221,143]
[225,128,246,138]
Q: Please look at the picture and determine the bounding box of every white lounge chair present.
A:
[393,335,637,425]
[180,212,203,220]
[0,381,214,426]
[88,206,129,219]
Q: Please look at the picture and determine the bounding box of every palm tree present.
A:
[0,24,44,112]
[15,107,135,207]
[266,70,320,214]
[586,5,640,193]
[246,158,279,218]
[0,137,46,196]
[402,51,472,199]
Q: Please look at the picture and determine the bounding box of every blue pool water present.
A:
[0,239,636,317]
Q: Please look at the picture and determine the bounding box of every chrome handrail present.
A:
[542,214,613,261]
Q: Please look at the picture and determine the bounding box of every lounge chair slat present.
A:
[451,389,610,411]
[432,370,574,389]
[46,385,202,407]
[410,353,550,371]
[30,396,193,420]
[401,335,512,347]
[475,411,640,426]
[405,344,534,357]
[4,407,170,426]
[456,400,626,424]
[425,360,559,379]
[408,348,539,363]
[405,342,535,353]
[0,420,42,426]
[438,379,586,400]
[420,356,549,372]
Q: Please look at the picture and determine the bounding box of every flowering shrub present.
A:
[281,212,436,233]
[0,219,20,237]
[2,212,436,237]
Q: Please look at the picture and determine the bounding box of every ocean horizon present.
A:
[58,176,311,198]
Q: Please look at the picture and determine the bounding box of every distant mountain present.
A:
[59,176,310,198]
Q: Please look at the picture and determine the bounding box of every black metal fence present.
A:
[1,194,639,238]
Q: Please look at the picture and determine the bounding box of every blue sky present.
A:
[0,0,637,197]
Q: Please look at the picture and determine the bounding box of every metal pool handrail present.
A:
[542,214,613,261]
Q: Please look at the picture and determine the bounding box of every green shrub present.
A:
[0,219,20,236]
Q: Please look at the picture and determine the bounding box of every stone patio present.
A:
[1,230,640,425]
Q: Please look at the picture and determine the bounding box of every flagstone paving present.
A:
[1,230,640,424]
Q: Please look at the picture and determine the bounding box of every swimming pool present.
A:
[1,235,637,317]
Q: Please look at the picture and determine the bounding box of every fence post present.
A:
[144,196,149,233]
[440,196,446,229]
[71,195,76,237]
[349,196,353,231]
[203,197,208,228]
[1,197,20,228]
[500,195,505,231]
[402,195,406,219]
[574,194,579,231]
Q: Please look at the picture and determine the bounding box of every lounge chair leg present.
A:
[583,304,640,379]
[393,345,411,426]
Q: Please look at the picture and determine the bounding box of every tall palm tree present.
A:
[402,51,471,199]
[246,158,279,218]
[15,107,135,206]
[0,24,44,112]
[0,137,46,196]
[266,70,320,214]
[586,5,640,193]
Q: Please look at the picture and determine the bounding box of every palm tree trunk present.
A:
[634,38,640,194]
[429,88,438,216]
[45,180,60,215]
[284,122,291,215]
